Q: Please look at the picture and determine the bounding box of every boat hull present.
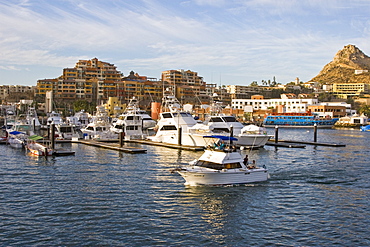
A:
[178,168,269,186]
[263,124,335,128]
[27,143,53,156]
[235,135,272,148]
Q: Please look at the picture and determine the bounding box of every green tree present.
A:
[250,81,258,86]
[358,104,370,116]
[73,100,96,114]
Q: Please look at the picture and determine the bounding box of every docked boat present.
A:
[7,131,27,149]
[111,114,147,140]
[263,112,339,128]
[119,97,156,130]
[237,124,273,148]
[175,136,269,186]
[46,111,64,125]
[73,110,90,127]
[190,115,272,148]
[25,107,41,130]
[147,88,210,146]
[360,125,370,131]
[80,106,117,140]
[54,124,79,140]
[26,135,54,156]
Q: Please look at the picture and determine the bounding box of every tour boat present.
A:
[175,136,269,186]
[263,112,339,128]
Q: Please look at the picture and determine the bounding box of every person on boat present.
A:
[243,155,249,165]
[219,141,225,150]
[247,160,256,169]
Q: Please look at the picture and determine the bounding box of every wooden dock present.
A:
[266,141,306,148]
[125,139,205,151]
[277,140,346,147]
[76,140,147,153]
[268,139,346,147]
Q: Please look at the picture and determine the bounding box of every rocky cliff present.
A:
[310,44,370,83]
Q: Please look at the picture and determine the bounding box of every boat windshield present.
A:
[223,116,238,122]
[210,117,223,122]
[195,160,242,170]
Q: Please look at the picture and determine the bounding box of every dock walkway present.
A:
[268,139,346,147]
[74,140,147,153]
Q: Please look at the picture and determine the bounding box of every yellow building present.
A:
[332,83,370,98]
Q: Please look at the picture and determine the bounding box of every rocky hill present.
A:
[310,44,370,84]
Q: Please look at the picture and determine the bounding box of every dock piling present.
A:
[275,126,279,143]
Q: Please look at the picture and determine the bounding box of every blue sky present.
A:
[1,0,370,86]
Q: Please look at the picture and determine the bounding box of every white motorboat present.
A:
[26,135,53,156]
[26,107,41,130]
[111,114,147,140]
[54,124,79,140]
[147,88,209,146]
[7,131,27,149]
[47,111,64,125]
[119,97,156,130]
[190,114,272,148]
[236,124,273,148]
[80,106,117,140]
[73,110,90,127]
[175,136,269,186]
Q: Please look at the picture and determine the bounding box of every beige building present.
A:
[332,83,370,98]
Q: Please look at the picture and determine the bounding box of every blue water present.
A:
[1,128,369,246]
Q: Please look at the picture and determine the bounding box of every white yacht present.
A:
[175,136,269,186]
[54,124,79,140]
[190,114,272,148]
[111,114,147,140]
[119,97,156,130]
[7,130,27,149]
[80,106,117,140]
[47,111,64,125]
[25,107,41,130]
[73,110,90,127]
[147,89,210,146]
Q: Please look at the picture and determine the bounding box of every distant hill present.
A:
[310,44,370,84]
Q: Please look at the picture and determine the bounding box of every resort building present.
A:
[332,82,370,98]
[232,97,319,113]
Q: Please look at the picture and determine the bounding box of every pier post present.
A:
[178,126,182,145]
[51,123,55,150]
[275,125,279,143]
[314,124,317,142]
[119,132,124,147]
[230,126,234,145]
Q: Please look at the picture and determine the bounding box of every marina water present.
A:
[1,128,369,246]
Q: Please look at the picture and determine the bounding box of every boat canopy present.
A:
[203,135,238,141]
[9,131,25,135]
[28,135,44,141]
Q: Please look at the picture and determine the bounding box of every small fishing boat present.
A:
[175,136,269,186]
[360,125,370,131]
[26,135,54,156]
[7,131,27,149]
